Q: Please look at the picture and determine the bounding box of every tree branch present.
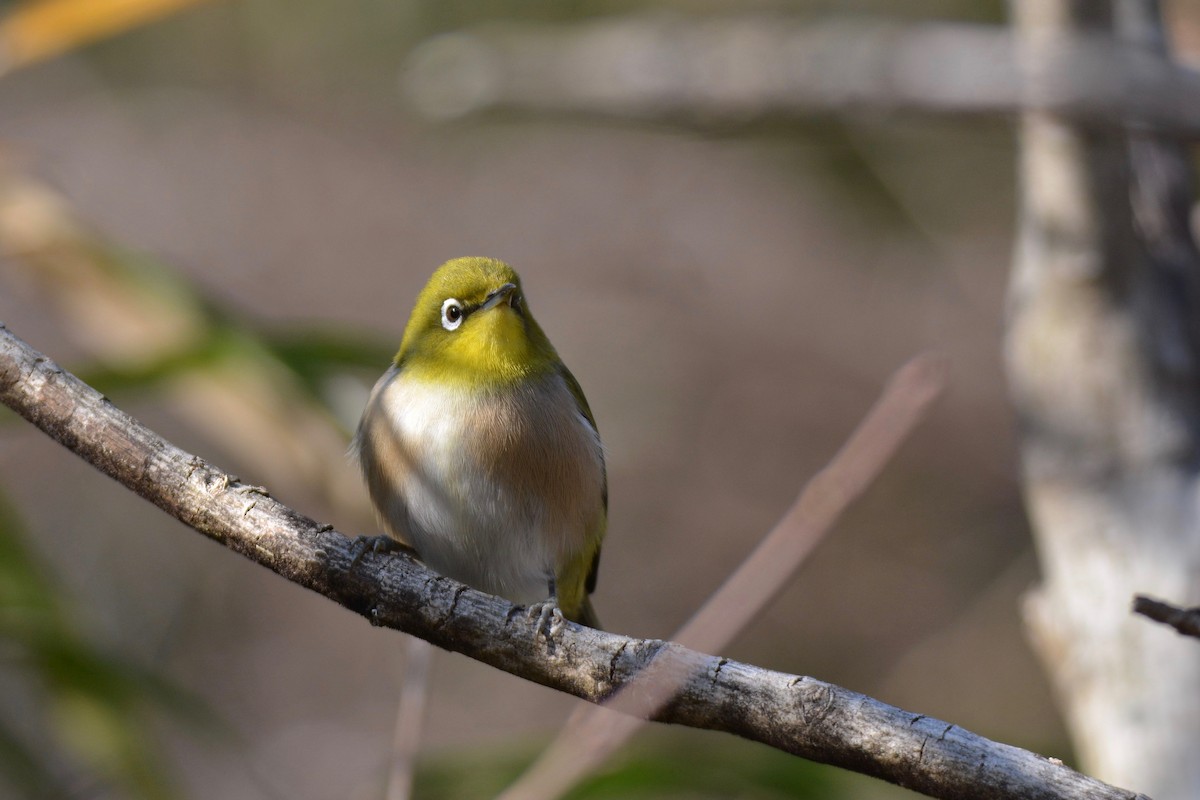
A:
[403,15,1200,135]
[0,323,1146,800]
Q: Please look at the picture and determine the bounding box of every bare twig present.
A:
[386,637,433,800]
[500,353,946,800]
[403,15,1200,136]
[0,324,1147,800]
[1133,595,1200,640]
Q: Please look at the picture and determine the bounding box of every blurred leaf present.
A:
[0,167,377,510]
[572,734,837,800]
[0,0,216,72]
[53,241,395,412]
[260,328,395,395]
[415,732,839,800]
[74,322,397,431]
[0,485,64,642]
[0,487,184,799]
[0,716,72,800]
[75,331,238,397]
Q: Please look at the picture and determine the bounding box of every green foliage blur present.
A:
[416,733,837,799]
[0,486,182,799]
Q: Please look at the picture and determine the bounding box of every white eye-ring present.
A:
[441,298,464,331]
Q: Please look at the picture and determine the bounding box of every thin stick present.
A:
[498,352,947,800]
[386,637,433,800]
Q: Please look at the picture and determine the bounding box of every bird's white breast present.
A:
[355,366,604,604]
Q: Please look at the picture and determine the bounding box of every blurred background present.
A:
[3,1,1192,798]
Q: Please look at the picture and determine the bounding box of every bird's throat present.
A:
[407,307,552,388]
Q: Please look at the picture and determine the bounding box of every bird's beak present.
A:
[480,283,518,312]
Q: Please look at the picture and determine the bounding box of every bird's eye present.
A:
[441,298,464,331]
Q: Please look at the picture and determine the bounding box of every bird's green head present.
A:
[394,257,560,388]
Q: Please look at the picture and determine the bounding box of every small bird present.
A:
[353,257,606,631]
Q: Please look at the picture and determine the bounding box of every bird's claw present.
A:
[527,600,565,640]
[349,535,410,568]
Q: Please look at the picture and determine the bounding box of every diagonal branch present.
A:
[500,353,946,800]
[0,323,1146,800]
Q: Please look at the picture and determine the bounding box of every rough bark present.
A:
[0,323,1146,800]
[1006,2,1200,798]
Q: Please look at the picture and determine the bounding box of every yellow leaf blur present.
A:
[0,0,213,72]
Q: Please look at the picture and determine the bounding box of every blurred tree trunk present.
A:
[1006,2,1200,797]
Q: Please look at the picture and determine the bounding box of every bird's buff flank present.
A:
[353,257,606,632]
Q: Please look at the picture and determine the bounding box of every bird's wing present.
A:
[559,362,607,598]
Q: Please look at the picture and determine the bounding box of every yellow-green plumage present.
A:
[354,257,605,627]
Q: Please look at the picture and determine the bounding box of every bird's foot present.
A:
[349,535,413,568]
[527,600,565,640]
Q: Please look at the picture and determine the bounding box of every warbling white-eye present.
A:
[353,257,605,630]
